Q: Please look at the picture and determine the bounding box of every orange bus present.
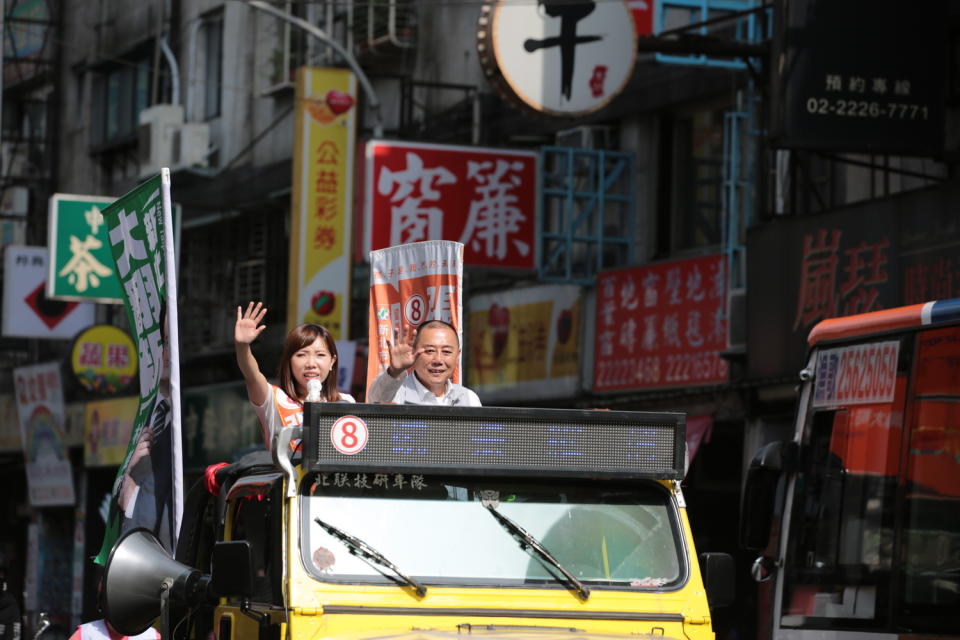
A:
[742,298,960,640]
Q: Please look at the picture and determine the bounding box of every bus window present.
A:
[781,373,907,629]
[899,326,960,632]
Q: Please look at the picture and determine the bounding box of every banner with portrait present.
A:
[95,169,182,563]
[366,241,463,393]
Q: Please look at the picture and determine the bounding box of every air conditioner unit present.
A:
[138,104,185,178]
[555,125,614,150]
[172,123,210,168]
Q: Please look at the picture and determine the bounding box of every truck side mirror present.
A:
[698,552,734,609]
[211,541,254,598]
[740,440,796,551]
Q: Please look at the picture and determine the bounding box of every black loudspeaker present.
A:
[103,529,207,635]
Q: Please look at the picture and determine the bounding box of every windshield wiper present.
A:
[314,517,427,597]
[483,504,590,601]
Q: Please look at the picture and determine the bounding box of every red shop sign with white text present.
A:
[363,140,537,269]
[594,254,729,392]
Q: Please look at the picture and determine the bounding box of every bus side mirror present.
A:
[740,440,796,551]
[699,552,735,609]
[211,541,254,598]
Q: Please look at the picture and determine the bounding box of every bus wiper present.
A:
[314,517,427,597]
[484,504,590,601]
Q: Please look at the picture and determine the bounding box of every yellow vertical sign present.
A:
[288,67,357,339]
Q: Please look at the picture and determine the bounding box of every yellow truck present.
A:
[103,404,733,640]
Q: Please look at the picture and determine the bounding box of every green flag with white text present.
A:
[95,170,183,564]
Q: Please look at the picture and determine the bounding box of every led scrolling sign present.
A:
[303,404,686,480]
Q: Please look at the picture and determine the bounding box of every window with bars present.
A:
[179,212,286,356]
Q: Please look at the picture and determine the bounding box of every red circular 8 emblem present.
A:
[330,415,368,455]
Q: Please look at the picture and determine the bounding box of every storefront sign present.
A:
[13,362,75,507]
[774,0,946,155]
[47,194,122,303]
[746,180,960,380]
[287,66,357,338]
[366,241,464,390]
[594,254,729,392]
[2,246,96,339]
[478,0,637,117]
[364,140,537,269]
[70,324,137,393]
[84,396,139,467]
[813,341,900,408]
[467,284,581,401]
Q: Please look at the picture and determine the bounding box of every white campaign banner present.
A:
[13,361,76,506]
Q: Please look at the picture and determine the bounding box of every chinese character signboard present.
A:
[364,141,537,269]
[48,194,122,303]
[467,284,581,402]
[288,66,357,338]
[2,245,96,339]
[13,362,75,507]
[773,0,946,155]
[70,325,137,394]
[366,241,463,392]
[477,0,637,116]
[96,170,182,563]
[745,181,960,379]
[594,254,729,392]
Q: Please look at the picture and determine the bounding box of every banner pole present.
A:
[160,167,183,542]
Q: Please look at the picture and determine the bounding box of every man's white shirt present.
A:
[367,370,482,406]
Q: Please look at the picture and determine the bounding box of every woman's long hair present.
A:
[277,324,341,403]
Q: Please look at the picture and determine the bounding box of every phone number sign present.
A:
[777,0,945,155]
[594,254,729,392]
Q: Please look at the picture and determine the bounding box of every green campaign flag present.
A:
[95,170,183,564]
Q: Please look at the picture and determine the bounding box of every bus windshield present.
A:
[782,326,960,634]
[300,474,684,590]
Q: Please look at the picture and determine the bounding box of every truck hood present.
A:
[314,628,683,640]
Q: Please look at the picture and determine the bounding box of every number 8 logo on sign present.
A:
[330,415,368,455]
[404,294,425,326]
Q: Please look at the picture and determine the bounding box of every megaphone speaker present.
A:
[103,528,203,636]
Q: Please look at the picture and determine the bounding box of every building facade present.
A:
[1,0,957,636]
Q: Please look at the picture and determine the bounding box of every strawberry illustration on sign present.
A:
[326,90,355,115]
[305,91,355,125]
[489,303,510,358]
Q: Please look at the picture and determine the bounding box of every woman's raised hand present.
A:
[235,301,268,345]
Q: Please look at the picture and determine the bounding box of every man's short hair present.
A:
[415,319,459,347]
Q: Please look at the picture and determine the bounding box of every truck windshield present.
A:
[300,474,683,590]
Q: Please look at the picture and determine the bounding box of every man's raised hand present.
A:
[387,324,420,377]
